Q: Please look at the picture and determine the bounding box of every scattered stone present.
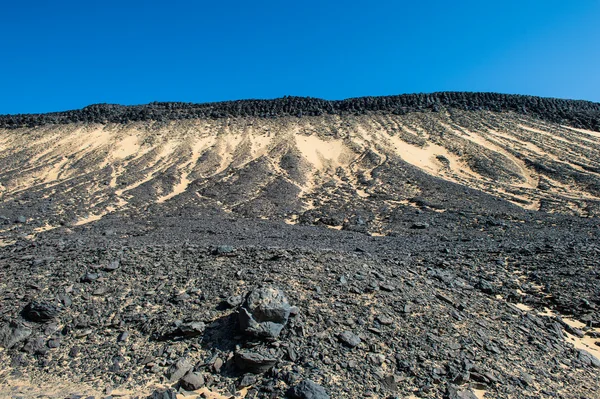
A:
[338,331,361,348]
[174,321,206,337]
[237,374,258,389]
[447,384,478,399]
[180,371,205,391]
[23,336,47,354]
[376,315,393,326]
[81,273,99,283]
[104,260,120,272]
[214,245,234,255]
[92,286,109,296]
[239,286,291,340]
[165,358,193,382]
[410,222,429,229]
[147,389,177,399]
[287,380,330,399]
[117,331,129,342]
[234,350,278,374]
[212,357,224,373]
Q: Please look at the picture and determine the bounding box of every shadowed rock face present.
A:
[0,95,599,399]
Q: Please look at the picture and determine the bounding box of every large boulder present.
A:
[0,321,32,349]
[238,286,291,340]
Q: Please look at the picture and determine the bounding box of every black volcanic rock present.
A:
[239,286,291,340]
[147,389,177,399]
[1,93,599,132]
[338,331,361,348]
[21,302,60,322]
[234,350,278,373]
[180,371,205,390]
[287,380,330,399]
[0,322,32,349]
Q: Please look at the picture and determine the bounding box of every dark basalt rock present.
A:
[0,321,32,349]
[21,302,61,322]
[234,350,278,373]
[180,371,205,391]
[2,93,599,132]
[287,380,330,399]
[147,389,177,399]
[338,331,361,348]
[165,358,193,382]
[174,321,206,338]
[239,286,291,340]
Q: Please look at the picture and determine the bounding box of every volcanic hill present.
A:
[0,93,599,399]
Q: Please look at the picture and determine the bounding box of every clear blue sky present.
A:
[1,1,599,114]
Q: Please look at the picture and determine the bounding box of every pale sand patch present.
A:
[73,212,106,226]
[43,156,69,183]
[560,317,600,359]
[515,303,533,312]
[249,132,273,156]
[0,239,16,247]
[295,135,345,171]
[473,388,487,399]
[384,132,475,184]
[113,134,141,159]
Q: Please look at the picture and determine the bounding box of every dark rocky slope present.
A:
[0,93,599,398]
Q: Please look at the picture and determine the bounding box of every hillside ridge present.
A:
[2,92,600,131]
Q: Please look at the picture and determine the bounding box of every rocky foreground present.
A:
[0,94,599,398]
[0,210,599,399]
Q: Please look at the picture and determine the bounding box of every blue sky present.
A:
[1,1,599,114]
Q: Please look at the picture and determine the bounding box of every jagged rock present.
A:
[165,358,192,382]
[338,331,361,348]
[446,385,479,399]
[180,371,205,390]
[239,286,291,340]
[117,331,129,342]
[174,321,206,337]
[224,295,243,308]
[147,389,177,399]
[0,322,32,349]
[104,260,120,271]
[81,272,99,283]
[237,374,258,389]
[22,302,60,322]
[214,245,235,255]
[23,337,47,354]
[287,380,330,399]
[235,350,278,373]
[578,350,600,368]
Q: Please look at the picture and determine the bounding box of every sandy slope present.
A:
[1,110,599,237]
